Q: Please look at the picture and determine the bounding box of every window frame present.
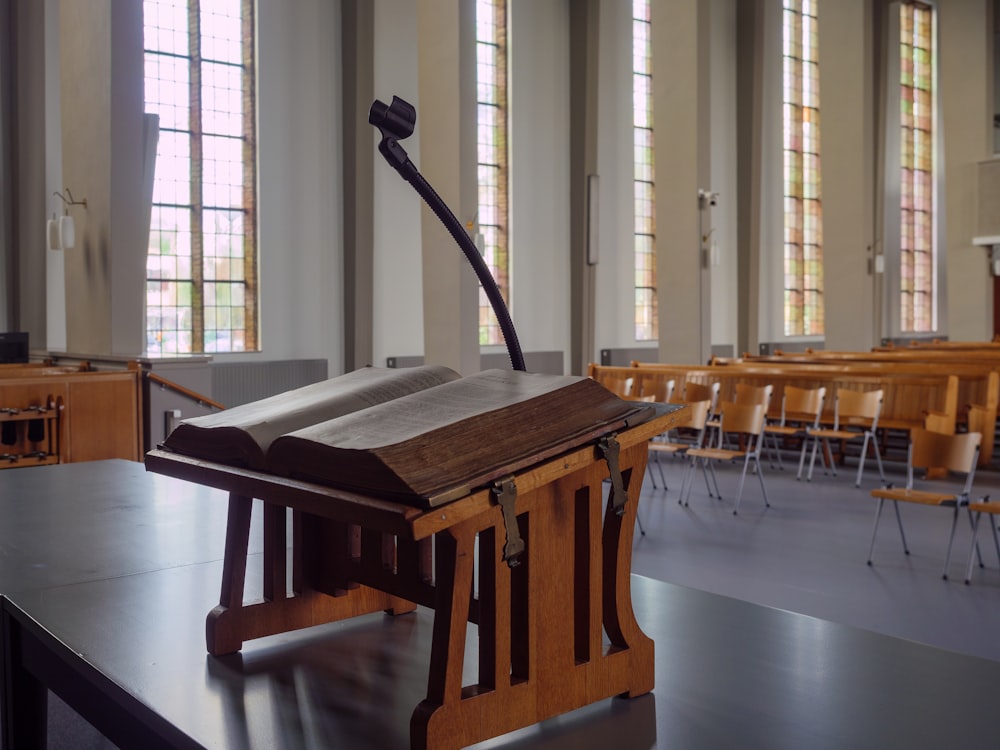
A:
[143,0,259,355]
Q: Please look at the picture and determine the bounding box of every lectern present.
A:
[146,404,686,749]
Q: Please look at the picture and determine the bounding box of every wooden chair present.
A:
[868,428,981,580]
[706,382,772,449]
[962,495,1000,585]
[680,400,770,515]
[763,385,826,475]
[648,399,712,491]
[802,388,885,487]
[678,380,720,409]
[637,378,674,403]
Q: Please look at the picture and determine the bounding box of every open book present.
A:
[160,365,660,507]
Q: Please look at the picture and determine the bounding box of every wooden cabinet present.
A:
[0,368,141,467]
[0,396,61,468]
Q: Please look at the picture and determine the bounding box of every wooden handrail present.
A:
[145,371,225,411]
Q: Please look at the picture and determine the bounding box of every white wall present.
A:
[757,0,786,345]
[246,0,344,370]
[595,0,639,352]
[709,0,738,353]
[507,0,572,367]
[370,0,574,369]
[372,0,424,367]
[44,0,65,351]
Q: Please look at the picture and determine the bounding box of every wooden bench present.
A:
[589,362,980,466]
[719,351,1000,465]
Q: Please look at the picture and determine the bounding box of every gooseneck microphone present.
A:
[369,96,526,373]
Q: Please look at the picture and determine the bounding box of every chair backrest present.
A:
[683,380,714,403]
[781,385,826,427]
[684,399,712,431]
[733,383,773,408]
[681,381,721,413]
[834,388,883,429]
[638,377,674,403]
[909,428,981,474]
[716,401,767,437]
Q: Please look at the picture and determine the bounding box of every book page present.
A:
[279,369,592,451]
[168,364,461,454]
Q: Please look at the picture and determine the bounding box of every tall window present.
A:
[782,0,823,337]
[899,1,935,332]
[143,0,257,355]
[476,0,509,346]
[633,0,657,341]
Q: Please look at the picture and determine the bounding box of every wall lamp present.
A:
[48,188,87,250]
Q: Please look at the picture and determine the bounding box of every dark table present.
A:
[2,461,999,749]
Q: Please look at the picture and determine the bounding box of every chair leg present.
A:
[636,509,646,536]
[755,455,770,509]
[892,500,910,555]
[965,508,985,569]
[678,456,697,506]
[731,453,752,515]
[942,506,960,580]
[872,435,885,485]
[806,437,821,481]
[770,433,785,471]
[855,433,871,487]
[992,521,1000,569]
[867,497,885,565]
[705,460,721,499]
[653,451,668,490]
[647,452,659,490]
[796,437,810,480]
[822,438,839,478]
[965,511,983,584]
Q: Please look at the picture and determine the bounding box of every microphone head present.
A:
[369,96,416,141]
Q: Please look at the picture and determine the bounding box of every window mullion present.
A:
[188,0,205,352]
[241,0,258,350]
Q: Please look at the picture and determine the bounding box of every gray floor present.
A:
[632,445,1000,663]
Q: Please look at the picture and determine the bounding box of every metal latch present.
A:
[598,435,627,515]
[492,476,524,567]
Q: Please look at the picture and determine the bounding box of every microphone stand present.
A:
[369,96,526,372]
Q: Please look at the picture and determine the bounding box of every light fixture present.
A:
[51,188,87,250]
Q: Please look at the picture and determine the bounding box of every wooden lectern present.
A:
[146,404,687,749]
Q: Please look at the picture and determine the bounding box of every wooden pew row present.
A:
[873,338,1000,352]
[590,361,959,433]
[734,348,1000,366]
[588,362,996,467]
[710,360,998,430]
[717,351,1000,466]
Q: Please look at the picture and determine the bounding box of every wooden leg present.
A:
[411,521,478,750]
[601,446,655,697]
[207,498,416,657]
[409,440,655,749]
[206,493,254,655]
[2,608,48,750]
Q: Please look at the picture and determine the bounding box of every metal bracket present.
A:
[598,435,627,515]
[492,476,524,567]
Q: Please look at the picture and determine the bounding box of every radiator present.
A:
[211,359,328,407]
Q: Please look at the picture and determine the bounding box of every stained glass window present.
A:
[634,0,657,341]
[782,0,823,337]
[476,0,509,346]
[899,1,934,332]
[144,0,257,355]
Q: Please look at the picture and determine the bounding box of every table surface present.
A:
[3,460,1000,749]
[0,459,256,593]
